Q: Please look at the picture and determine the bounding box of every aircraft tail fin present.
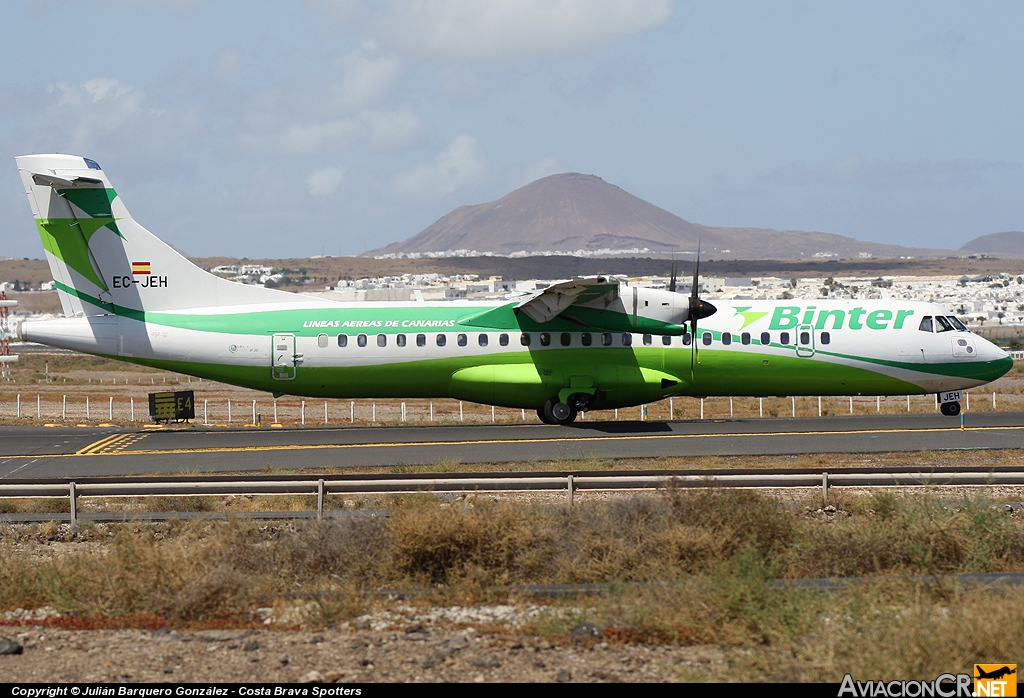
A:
[16,154,305,317]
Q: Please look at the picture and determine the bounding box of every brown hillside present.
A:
[960,231,1024,257]
[365,172,956,260]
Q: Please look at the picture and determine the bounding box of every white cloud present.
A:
[393,134,487,199]
[374,0,672,62]
[47,78,149,150]
[280,120,362,155]
[331,43,403,109]
[362,106,424,149]
[307,166,346,196]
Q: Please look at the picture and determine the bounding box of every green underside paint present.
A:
[98,346,1009,410]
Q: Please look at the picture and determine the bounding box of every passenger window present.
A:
[741,332,750,345]
[521,333,531,346]
[800,331,810,345]
[601,332,613,346]
[702,332,712,346]
[560,333,571,346]
[643,334,653,345]
[919,316,933,333]
[377,334,387,347]
[682,333,691,346]
[935,316,954,332]
[397,334,407,347]
[662,335,671,346]
[820,332,830,345]
[436,334,446,347]
[337,334,348,348]
[760,332,770,345]
[499,333,509,346]
[416,334,426,347]
[478,334,488,346]
[780,332,790,345]
[622,333,632,346]
[581,333,592,346]
[317,333,328,348]
[457,334,467,346]
[722,332,732,346]
[540,333,551,346]
[357,334,367,347]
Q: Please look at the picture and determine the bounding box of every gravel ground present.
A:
[0,618,731,683]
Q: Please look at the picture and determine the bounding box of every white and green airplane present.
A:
[13,154,1012,423]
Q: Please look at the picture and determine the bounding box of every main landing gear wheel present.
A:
[541,397,578,425]
[940,401,961,417]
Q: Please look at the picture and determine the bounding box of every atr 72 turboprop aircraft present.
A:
[12,154,1013,424]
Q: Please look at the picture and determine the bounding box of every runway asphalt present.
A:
[2,411,1023,479]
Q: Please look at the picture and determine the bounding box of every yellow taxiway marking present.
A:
[75,432,149,456]
[3,423,1015,459]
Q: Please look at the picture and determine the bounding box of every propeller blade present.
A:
[668,257,677,293]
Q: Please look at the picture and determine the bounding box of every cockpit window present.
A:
[918,316,933,333]
[947,316,968,331]
[83,158,102,170]
[935,316,954,333]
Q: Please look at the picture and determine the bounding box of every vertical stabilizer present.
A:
[16,154,314,316]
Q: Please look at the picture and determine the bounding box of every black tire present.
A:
[551,401,576,424]
[940,401,961,417]
[537,406,557,425]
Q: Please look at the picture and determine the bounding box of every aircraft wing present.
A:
[514,277,619,323]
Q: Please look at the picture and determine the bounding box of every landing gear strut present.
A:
[940,401,961,417]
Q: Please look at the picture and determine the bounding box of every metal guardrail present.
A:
[2,468,1023,523]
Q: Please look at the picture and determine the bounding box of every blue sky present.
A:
[2,1,1022,258]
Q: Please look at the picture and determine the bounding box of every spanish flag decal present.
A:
[131,261,151,275]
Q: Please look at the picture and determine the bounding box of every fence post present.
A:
[204,399,208,425]
[818,396,822,417]
[459,401,463,422]
[993,392,997,409]
[62,395,66,421]
[37,394,40,420]
[131,397,134,421]
[669,397,674,420]
[372,402,376,422]
[253,400,257,425]
[876,396,880,412]
[109,396,113,420]
[567,474,574,506]
[759,397,763,418]
[907,395,910,412]
[317,479,324,520]
[791,396,795,418]
[86,396,89,419]
[16,394,20,419]
[402,402,407,422]
[849,396,853,414]
[614,408,618,419]
[700,398,704,420]
[350,401,354,423]
[822,472,829,504]
[491,405,495,423]
[228,399,232,424]
[522,408,525,420]
[274,400,278,423]
[301,401,305,425]
[69,481,77,525]
[966,392,970,410]
[729,397,734,418]
[324,401,328,425]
